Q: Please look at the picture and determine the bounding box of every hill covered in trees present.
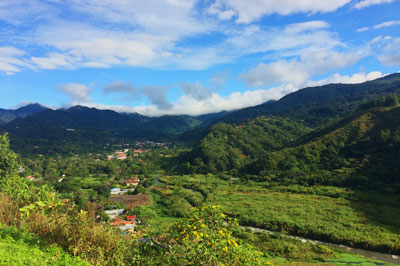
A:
[219,73,400,127]
[0,103,49,125]
[0,106,228,154]
[185,95,400,191]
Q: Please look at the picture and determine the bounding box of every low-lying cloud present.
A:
[57,83,92,104]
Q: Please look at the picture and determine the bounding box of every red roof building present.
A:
[112,220,136,226]
[121,177,140,186]
[116,153,127,160]
[126,215,136,221]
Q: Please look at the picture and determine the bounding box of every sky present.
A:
[0,0,400,116]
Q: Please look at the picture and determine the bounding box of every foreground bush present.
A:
[167,205,272,265]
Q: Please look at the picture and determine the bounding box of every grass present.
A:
[208,187,400,253]
[159,175,400,255]
[0,224,90,266]
[326,254,394,266]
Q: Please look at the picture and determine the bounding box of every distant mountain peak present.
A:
[17,103,44,109]
[67,105,91,111]
[15,103,48,113]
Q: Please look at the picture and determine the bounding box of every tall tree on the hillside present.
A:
[0,133,18,180]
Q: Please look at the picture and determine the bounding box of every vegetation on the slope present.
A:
[0,225,89,266]
[184,116,310,174]
[0,133,274,265]
[185,97,400,190]
[160,175,400,255]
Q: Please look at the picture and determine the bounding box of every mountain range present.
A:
[1,73,400,154]
[0,103,49,125]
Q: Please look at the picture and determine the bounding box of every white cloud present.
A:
[0,0,385,81]
[356,20,400,33]
[284,21,330,34]
[307,71,385,86]
[31,53,75,70]
[0,46,29,74]
[220,21,341,61]
[354,0,393,9]
[373,20,400,29]
[378,37,400,66]
[0,0,213,71]
[208,0,351,23]
[83,85,297,117]
[57,83,93,104]
[357,27,369,32]
[162,20,341,70]
[67,0,204,36]
[240,50,363,87]
[0,0,56,25]
[0,0,356,73]
[218,10,237,20]
[35,23,170,68]
[240,59,309,87]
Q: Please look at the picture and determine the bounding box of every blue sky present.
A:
[0,0,399,116]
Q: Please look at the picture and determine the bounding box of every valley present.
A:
[1,75,400,265]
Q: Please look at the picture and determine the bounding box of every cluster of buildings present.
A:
[104,209,137,232]
[135,140,169,149]
[110,176,140,195]
[110,187,135,195]
[107,149,130,160]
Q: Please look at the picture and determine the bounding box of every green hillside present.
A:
[185,117,310,174]
[186,98,400,190]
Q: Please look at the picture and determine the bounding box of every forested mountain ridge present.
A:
[2,73,400,155]
[0,105,230,154]
[183,117,311,173]
[218,73,400,127]
[0,103,49,125]
[186,97,400,190]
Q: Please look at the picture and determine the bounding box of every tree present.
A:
[0,133,18,180]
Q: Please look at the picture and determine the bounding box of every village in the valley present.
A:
[21,140,171,234]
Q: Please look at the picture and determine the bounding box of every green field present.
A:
[159,175,400,255]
